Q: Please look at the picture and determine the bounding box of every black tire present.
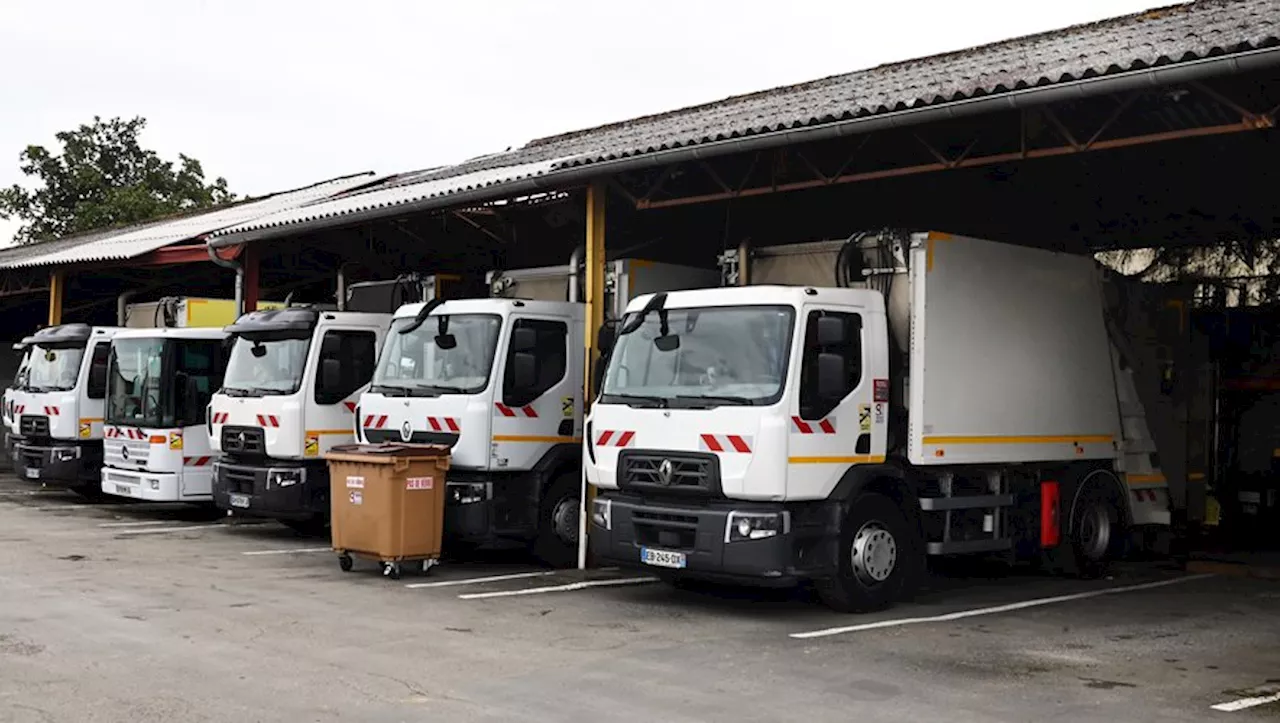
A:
[338,554,353,572]
[533,473,580,568]
[283,516,329,538]
[817,492,918,613]
[70,484,110,502]
[1050,471,1125,579]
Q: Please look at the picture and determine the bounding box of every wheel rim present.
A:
[851,521,898,585]
[1077,503,1113,561]
[552,496,580,545]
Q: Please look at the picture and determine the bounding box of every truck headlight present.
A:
[448,482,490,505]
[53,447,79,462]
[725,511,789,543]
[267,468,305,489]
[591,497,611,531]
[148,478,161,490]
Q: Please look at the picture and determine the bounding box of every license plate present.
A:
[24,468,39,479]
[640,547,687,569]
[114,484,131,496]
[228,493,250,509]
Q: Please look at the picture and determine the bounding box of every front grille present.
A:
[364,429,459,447]
[222,426,265,456]
[19,415,49,438]
[104,470,136,486]
[104,438,149,467]
[618,451,720,496]
[219,465,258,495]
[632,509,700,550]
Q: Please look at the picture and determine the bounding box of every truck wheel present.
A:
[817,492,916,613]
[533,474,579,568]
[1051,471,1125,579]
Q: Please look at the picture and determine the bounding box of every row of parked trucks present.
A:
[2,231,1174,610]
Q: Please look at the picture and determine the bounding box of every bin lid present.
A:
[324,443,451,464]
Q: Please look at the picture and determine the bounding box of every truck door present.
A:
[308,328,378,459]
[491,316,575,471]
[80,340,111,440]
[787,307,885,499]
[172,339,225,496]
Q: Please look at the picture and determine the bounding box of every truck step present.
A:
[925,538,1012,555]
[918,494,1014,512]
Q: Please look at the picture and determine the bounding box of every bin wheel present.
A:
[338,554,353,572]
[383,562,401,580]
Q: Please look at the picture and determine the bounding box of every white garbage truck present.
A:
[100,327,230,502]
[4,338,34,470]
[586,231,1173,611]
[7,325,120,496]
[357,259,717,565]
[209,308,391,531]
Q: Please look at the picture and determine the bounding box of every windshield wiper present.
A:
[673,394,756,408]
[371,383,417,397]
[423,384,472,395]
[608,394,668,409]
[222,386,286,397]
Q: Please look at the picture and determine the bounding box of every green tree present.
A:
[0,116,235,244]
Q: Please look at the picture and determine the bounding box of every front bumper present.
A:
[102,467,184,502]
[212,460,329,521]
[15,440,100,486]
[443,471,539,544]
[590,492,819,586]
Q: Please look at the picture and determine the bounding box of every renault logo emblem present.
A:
[401,420,413,442]
[658,459,674,486]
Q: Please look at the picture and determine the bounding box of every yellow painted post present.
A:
[47,269,65,326]
[578,181,607,570]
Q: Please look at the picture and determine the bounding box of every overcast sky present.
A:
[0,0,1162,246]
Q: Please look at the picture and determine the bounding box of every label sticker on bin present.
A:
[406,477,434,491]
[346,476,365,489]
[349,491,363,505]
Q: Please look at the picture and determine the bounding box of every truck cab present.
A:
[359,297,586,564]
[9,324,120,495]
[210,308,390,530]
[3,339,34,469]
[100,328,229,502]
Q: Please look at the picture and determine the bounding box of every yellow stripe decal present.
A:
[788,455,886,465]
[1126,473,1167,485]
[922,434,1114,446]
[493,435,582,444]
[307,429,352,436]
[79,418,104,424]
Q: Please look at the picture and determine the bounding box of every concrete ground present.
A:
[2,475,1279,722]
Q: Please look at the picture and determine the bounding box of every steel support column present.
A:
[578,181,607,570]
[47,269,65,326]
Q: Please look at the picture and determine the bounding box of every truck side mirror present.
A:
[321,358,342,396]
[88,361,107,392]
[597,322,616,355]
[510,351,538,393]
[816,352,847,400]
[511,327,537,353]
[817,316,847,347]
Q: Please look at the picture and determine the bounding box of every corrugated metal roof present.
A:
[0,173,378,269]
[208,0,1279,244]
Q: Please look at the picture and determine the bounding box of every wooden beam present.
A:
[47,269,65,326]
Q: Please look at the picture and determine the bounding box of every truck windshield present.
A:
[107,338,168,427]
[222,337,310,396]
[23,344,85,392]
[601,305,795,407]
[372,314,502,395]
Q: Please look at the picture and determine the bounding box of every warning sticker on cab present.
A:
[304,434,319,457]
[169,431,183,450]
[346,476,365,489]
[348,491,363,505]
[858,404,872,432]
[561,396,574,418]
[873,379,890,403]
[406,477,434,491]
[78,421,92,439]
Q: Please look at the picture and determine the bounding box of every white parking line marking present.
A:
[458,576,658,600]
[241,547,332,556]
[98,520,171,528]
[405,570,556,589]
[790,574,1214,639]
[113,524,225,535]
[1211,692,1280,712]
